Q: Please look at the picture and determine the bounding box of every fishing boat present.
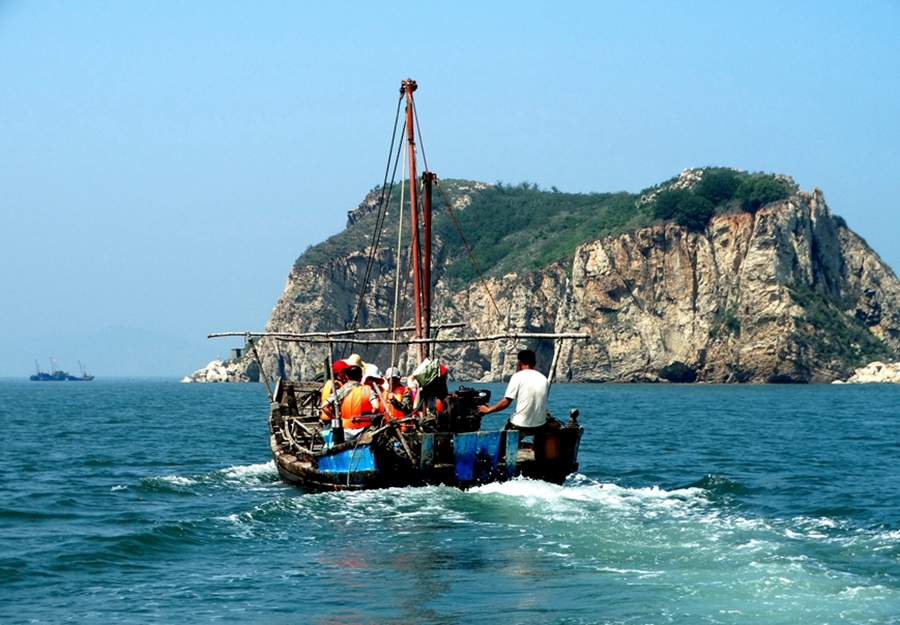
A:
[67,362,94,381]
[30,359,94,381]
[30,359,67,381]
[212,79,586,492]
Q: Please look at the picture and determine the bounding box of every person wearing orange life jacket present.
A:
[362,364,385,394]
[363,362,394,421]
[383,367,413,430]
[319,359,350,423]
[323,363,381,440]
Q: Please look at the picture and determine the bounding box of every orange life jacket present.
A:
[340,385,378,429]
[319,379,340,422]
[386,385,416,432]
[387,385,409,419]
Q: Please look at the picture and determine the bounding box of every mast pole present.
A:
[423,171,435,357]
[401,78,426,363]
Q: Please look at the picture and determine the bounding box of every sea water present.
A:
[2,379,900,624]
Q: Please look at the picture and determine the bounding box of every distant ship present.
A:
[30,359,94,381]
[68,362,95,381]
[30,360,66,381]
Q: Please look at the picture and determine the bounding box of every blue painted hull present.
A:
[30,372,67,381]
[271,430,533,491]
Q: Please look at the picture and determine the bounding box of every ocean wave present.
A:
[687,473,754,497]
[470,475,710,517]
[51,520,209,571]
[128,466,900,581]
[0,508,82,522]
[220,461,279,483]
[136,461,280,494]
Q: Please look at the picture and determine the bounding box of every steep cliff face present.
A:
[223,178,900,384]
[553,188,899,382]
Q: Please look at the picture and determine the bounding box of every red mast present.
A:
[401,79,427,363]
[422,171,435,357]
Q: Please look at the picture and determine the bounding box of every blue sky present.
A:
[1,1,898,376]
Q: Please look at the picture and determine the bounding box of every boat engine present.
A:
[438,386,491,433]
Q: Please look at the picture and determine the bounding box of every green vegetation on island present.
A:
[434,183,649,285]
[295,179,652,285]
[296,168,796,289]
[650,168,791,232]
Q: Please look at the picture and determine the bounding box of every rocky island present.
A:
[189,168,900,384]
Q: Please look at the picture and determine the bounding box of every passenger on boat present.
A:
[384,367,413,430]
[362,363,392,422]
[478,349,549,435]
[411,359,449,421]
[362,363,384,391]
[344,353,365,370]
[319,360,349,423]
[323,363,381,441]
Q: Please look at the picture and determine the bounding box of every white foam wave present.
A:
[220,511,262,540]
[156,475,196,486]
[471,476,709,516]
[141,461,279,492]
[220,461,277,481]
[232,474,900,571]
[274,476,717,534]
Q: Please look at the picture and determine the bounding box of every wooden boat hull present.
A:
[269,381,582,493]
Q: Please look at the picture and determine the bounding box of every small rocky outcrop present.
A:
[345,191,383,227]
[183,358,259,383]
[838,361,900,384]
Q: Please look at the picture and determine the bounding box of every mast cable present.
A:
[407,92,508,335]
[413,97,429,174]
[395,241,414,364]
[345,94,405,355]
[390,136,409,366]
[412,94,507,335]
[434,179,508,332]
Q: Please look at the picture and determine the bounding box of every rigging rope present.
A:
[390,138,408,366]
[412,96,429,174]
[434,178,508,332]
[345,95,405,356]
[395,240,414,365]
[409,92,504,334]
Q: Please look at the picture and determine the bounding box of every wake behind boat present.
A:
[211,79,586,492]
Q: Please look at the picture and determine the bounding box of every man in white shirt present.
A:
[478,349,549,433]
